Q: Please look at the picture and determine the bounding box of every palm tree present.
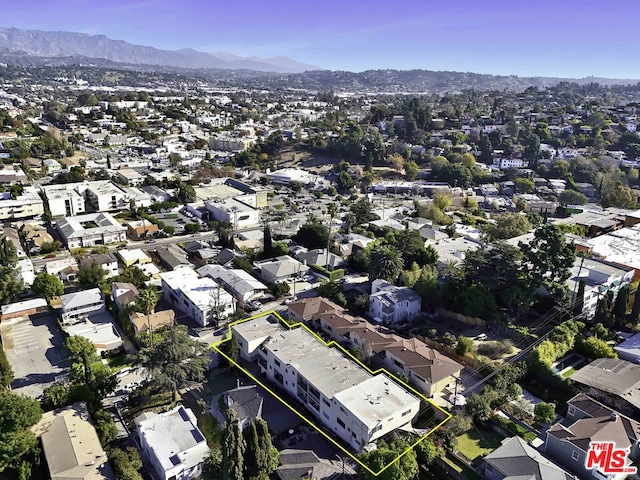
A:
[369,245,404,283]
[136,286,160,345]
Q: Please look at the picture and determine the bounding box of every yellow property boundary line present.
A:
[210,310,452,477]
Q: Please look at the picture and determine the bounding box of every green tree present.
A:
[31,272,64,301]
[515,177,535,194]
[254,419,278,478]
[404,160,419,180]
[293,216,329,250]
[414,438,438,466]
[369,245,404,283]
[336,170,355,191]
[135,286,160,316]
[521,224,575,301]
[317,281,347,307]
[534,402,556,424]
[483,213,531,241]
[109,447,143,480]
[0,348,13,388]
[602,184,638,209]
[357,439,418,480]
[349,197,379,226]
[263,225,273,257]
[176,182,197,204]
[244,421,262,480]
[77,261,106,287]
[573,279,586,316]
[613,286,630,323]
[630,287,640,324]
[136,325,210,401]
[558,189,588,205]
[269,282,290,299]
[40,240,62,254]
[222,409,245,480]
[465,392,492,423]
[0,391,42,473]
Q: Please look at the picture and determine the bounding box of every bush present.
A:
[575,336,617,359]
[108,447,143,480]
[476,340,514,359]
[456,336,474,356]
[0,347,14,388]
[270,282,290,298]
[184,223,201,234]
[534,401,556,424]
[310,264,344,282]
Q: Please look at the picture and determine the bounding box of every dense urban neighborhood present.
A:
[2,62,640,480]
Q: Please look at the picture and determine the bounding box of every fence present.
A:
[437,308,487,327]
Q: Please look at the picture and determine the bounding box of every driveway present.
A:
[0,312,70,398]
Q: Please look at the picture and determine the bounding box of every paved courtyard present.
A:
[0,312,70,398]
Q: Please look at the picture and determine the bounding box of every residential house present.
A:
[56,212,127,249]
[513,193,557,215]
[232,316,420,452]
[111,282,139,311]
[295,248,345,272]
[43,255,79,281]
[287,297,345,324]
[253,255,310,284]
[66,320,122,353]
[116,248,152,268]
[276,449,343,480]
[127,220,159,240]
[60,288,105,325]
[115,168,145,186]
[159,268,235,327]
[197,264,267,305]
[22,224,53,254]
[338,233,375,258]
[217,385,264,430]
[155,245,190,270]
[140,185,172,203]
[31,402,114,480]
[483,436,574,480]
[78,253,119,278]
[129,310,175,334]
[544,393,640,480]
[570,358,640,417]
[136,405,209,480]
[368,279,421,325]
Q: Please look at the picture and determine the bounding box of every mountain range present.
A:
[0,27,320,73]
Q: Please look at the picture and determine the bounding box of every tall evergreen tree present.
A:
[263,225,272,257]
[244,421,263,480]
[222,409,244,480]
[255,419,278,478]
[630,288,640,325]
[573,280,586,316]
[613,286,630,324]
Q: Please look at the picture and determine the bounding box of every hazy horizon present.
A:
[2,0,639,79]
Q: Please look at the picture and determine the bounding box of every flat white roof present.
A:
[117,248,151,263]
[159,269,233,309]
[1,297,47,316]
[334,374,418,429]
[587,225,640,270]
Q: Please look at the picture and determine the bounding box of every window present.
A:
[371,424,383,434]
[568,405,576,416]
[352,432,357,439]
[571,450,579,461]
[274,359,281,367]
[402,409,411,417]
[323,412,329,420]
[322,398,330,407]
[337,418,345,429]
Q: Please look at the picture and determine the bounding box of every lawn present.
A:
[442,454,483,480]
[105,354,133,372]
[561,367,577,378]
[456,427,504,462]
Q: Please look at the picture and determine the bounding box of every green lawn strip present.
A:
[456,427,504,461]
[105,354,132,372]
[443,454,483,480]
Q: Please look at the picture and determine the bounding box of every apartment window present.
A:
[402,409,411,417]
[274,359,281,367]
[323,412,329,420]
[571,450,579,461]
[337,418,346,429]
[371,424,383,434]
[568,405,576,416]
[352,432,357,439]
[339,406,345,414]
[322,398,330,407]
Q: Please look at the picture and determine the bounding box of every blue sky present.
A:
[2,0,639,78]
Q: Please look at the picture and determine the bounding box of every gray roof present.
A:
[484,436,574,480]
[276,449,341,480]
[570,358,640,410]
[295,249,345,270]
[224,385,263,423]
[370,279,420,306]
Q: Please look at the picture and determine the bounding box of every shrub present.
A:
[456,336,474,356]
[575,336,617,359]
[477,340,514,359]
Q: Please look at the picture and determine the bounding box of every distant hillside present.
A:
[0,27,319,73]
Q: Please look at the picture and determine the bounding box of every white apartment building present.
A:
[60,288,105,325]
[232,316,420,452]
[159,268,236,327]
[197,264,267,304]
[368,279,421,325]
[83,180,129,212]
[42,184,86,217]
[136,405,209,480]
[567,257,635,318]
[0,187,45,220]
[56,212,127,249]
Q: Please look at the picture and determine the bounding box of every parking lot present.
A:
[0,312,70,398]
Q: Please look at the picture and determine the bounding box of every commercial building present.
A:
[266,168,322,186]
[56,212,127,249]
[205,197,260,229]
[136,405,209,480]
[232,316,420,452]
[159,268,235,327]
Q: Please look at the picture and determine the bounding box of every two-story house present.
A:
[368,279,421,325]
[544,393,640,480]
[60,288,105,325]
